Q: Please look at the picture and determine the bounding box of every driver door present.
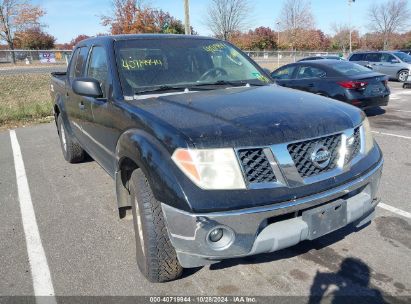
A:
[379,53,400,78]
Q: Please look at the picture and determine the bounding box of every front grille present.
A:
[237,149,276,184]
[288,134,342,178]
[345,127,361,163]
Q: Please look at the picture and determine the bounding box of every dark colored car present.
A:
[299,55,346,62]
[271,60,390,109]
[50,35,383,282]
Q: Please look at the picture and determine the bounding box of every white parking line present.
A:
[378,203,411,219]
[9,130,56,301]
[371,131,411,140]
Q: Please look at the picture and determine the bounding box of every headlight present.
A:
[362,117,374,154]
[172,148,246,190]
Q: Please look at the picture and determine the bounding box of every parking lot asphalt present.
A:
[0,82,410,302]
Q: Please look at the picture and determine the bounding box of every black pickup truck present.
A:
[50,34,383,283]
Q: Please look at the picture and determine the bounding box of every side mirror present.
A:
[391,59,400,64]
[72,78,103,98]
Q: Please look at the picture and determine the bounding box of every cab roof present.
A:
[76,34,218,47]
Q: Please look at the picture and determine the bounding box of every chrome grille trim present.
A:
[235,125,365,189]
[287,133,342,178]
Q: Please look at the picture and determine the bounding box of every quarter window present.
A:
[349,53,364,61]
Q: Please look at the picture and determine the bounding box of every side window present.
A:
[68,48,80,81]
[87,46,109,98]
[365,53,381,62]
[296,66,326,79]
[349,53,364,61]
[271,66,296,80]
[380,53,395,62]
[73,47,89,78]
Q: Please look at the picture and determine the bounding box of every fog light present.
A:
[209,228,223,242]
[206,226,235,250]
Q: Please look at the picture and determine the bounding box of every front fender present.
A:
[115,129,192,212]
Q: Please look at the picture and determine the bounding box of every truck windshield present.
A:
[114,38,272,96]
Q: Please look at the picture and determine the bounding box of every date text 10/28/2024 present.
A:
[149,296,257,303]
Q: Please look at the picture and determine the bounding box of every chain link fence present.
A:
[0,50,72,66]
[0,49,344,68]
[0,48,346,71]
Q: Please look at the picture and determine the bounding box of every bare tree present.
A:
[205,0,251,40]
[368,0,410,50]
[0,0,44,63]
[277,0,315,51]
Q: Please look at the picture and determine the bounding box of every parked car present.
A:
[299,55,346,62]
[51,35,383,282]
[271,60,390,109]
[399,49,411,56]
[348,51,411,82]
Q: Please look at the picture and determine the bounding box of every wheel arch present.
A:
[114,129,191,218]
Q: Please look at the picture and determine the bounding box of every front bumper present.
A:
[162,158,383,268]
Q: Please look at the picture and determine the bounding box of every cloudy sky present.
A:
[31,0,392,43]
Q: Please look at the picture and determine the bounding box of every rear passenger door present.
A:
[293,65,327,94]
[66,46,89,143]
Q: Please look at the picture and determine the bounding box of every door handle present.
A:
[78,102,85,110]
[307,83,314,87]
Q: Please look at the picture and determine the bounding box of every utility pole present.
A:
[276,21,281,68]
[348,0,355,54]
[184,0,191,35]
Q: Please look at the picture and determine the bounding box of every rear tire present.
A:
[397,70,409,82]
[57,115,85,163]
[129,169,183,283]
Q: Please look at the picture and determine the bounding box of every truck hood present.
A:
[129,85,364,148]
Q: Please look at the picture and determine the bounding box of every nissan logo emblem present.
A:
[310,144,331,169]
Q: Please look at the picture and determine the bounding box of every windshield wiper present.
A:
[134,80,268,95]
[134,84,219,95]
[192,80,268,88]
[134,85,188,95]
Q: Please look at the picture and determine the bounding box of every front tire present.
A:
[397,70,409,82]
[129,169,183,283]
[57,115,84,163]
